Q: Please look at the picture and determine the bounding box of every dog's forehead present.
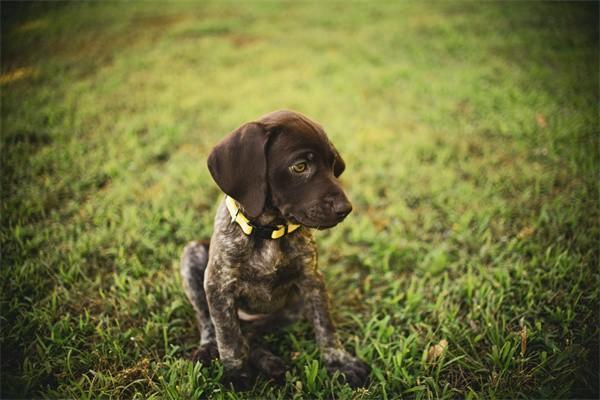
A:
[260,111,331,155]
[271,127,332,163]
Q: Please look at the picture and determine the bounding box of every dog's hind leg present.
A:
[180,240,219,364]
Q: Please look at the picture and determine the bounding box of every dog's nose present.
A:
[334,201,352,219]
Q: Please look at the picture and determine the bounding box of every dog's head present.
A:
[207,110,352,229]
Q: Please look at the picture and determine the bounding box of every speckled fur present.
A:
[180,199,369,388]
[180,110,369,388]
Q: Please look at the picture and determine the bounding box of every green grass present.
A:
[1,2,598,399]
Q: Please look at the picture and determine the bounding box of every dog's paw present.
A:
[222,366,255,391]
[323,348,370,388]
[250,347,287,383]
[190,342,219,365]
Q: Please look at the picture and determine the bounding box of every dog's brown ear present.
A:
[328,139,346,177]
[207,122,269,218]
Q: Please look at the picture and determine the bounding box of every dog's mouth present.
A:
[304,221,340,230]
[285,213,346,230]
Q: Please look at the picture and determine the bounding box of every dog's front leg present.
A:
[301,269,370,388]
[204,263,251,389]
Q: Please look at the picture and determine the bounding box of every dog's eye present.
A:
[290,162,307,173]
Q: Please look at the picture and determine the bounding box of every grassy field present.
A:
[1,2,598,399]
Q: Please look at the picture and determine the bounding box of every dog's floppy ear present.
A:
[207,122,269,218]
[328,138,346,177]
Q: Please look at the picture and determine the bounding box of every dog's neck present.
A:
[233,196,289,227]
[226,197,301,241]
[250,204,288,227]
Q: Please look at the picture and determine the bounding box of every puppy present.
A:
[180,110,369,388]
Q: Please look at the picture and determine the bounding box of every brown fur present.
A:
[180,110,369,389]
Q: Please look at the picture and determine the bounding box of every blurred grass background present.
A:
[1,2,598,399]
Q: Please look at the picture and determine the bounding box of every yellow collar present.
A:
[225,196,300,239]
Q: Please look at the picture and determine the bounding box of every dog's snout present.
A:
[334,200,352,219]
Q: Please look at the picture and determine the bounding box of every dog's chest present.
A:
[234,238,310,313]
[241,240,302,282]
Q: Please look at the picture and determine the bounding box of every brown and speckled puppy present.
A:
[180,110,369,389]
